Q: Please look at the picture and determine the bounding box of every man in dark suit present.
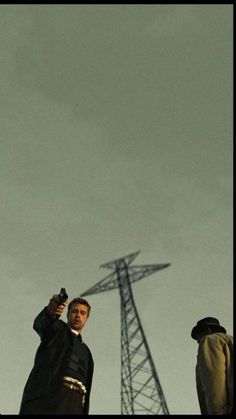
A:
[19,293,94,415]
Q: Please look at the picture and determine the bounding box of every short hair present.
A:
[68,297,91,317]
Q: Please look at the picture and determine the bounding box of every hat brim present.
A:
[191,324,226,340]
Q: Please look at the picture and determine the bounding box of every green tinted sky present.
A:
[0,4,233,414]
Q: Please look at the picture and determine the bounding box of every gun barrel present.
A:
[59,288,68,303]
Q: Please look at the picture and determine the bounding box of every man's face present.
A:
[67,303,89,332]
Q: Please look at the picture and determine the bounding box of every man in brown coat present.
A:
[191,317,233,415]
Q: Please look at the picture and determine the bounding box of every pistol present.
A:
[58,288,68,304]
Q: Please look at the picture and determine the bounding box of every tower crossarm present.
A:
[128,264,170,285]
[100,250,141,269]
[81,264,170,297]
[80,271,117,296]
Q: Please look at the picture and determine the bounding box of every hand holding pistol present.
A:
[47,288,68,317]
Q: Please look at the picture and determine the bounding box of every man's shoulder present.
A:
[205,332,233,345]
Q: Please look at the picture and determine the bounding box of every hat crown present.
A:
[197,317,220,327]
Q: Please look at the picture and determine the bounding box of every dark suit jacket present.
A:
[19,308,94,415]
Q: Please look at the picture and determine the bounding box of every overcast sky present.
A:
[0,4,233,415]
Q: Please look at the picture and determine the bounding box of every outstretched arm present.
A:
[33,294,68,340]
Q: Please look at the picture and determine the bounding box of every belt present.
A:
[63,376,87,406]
[63,381,83,392]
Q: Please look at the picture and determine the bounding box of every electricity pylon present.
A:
[81,250,170,415]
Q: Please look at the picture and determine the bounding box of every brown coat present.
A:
[196,332,233,415]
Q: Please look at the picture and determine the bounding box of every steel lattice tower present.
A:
[81,250,170,415]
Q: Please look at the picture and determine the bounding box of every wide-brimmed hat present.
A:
[191,317,226,340]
